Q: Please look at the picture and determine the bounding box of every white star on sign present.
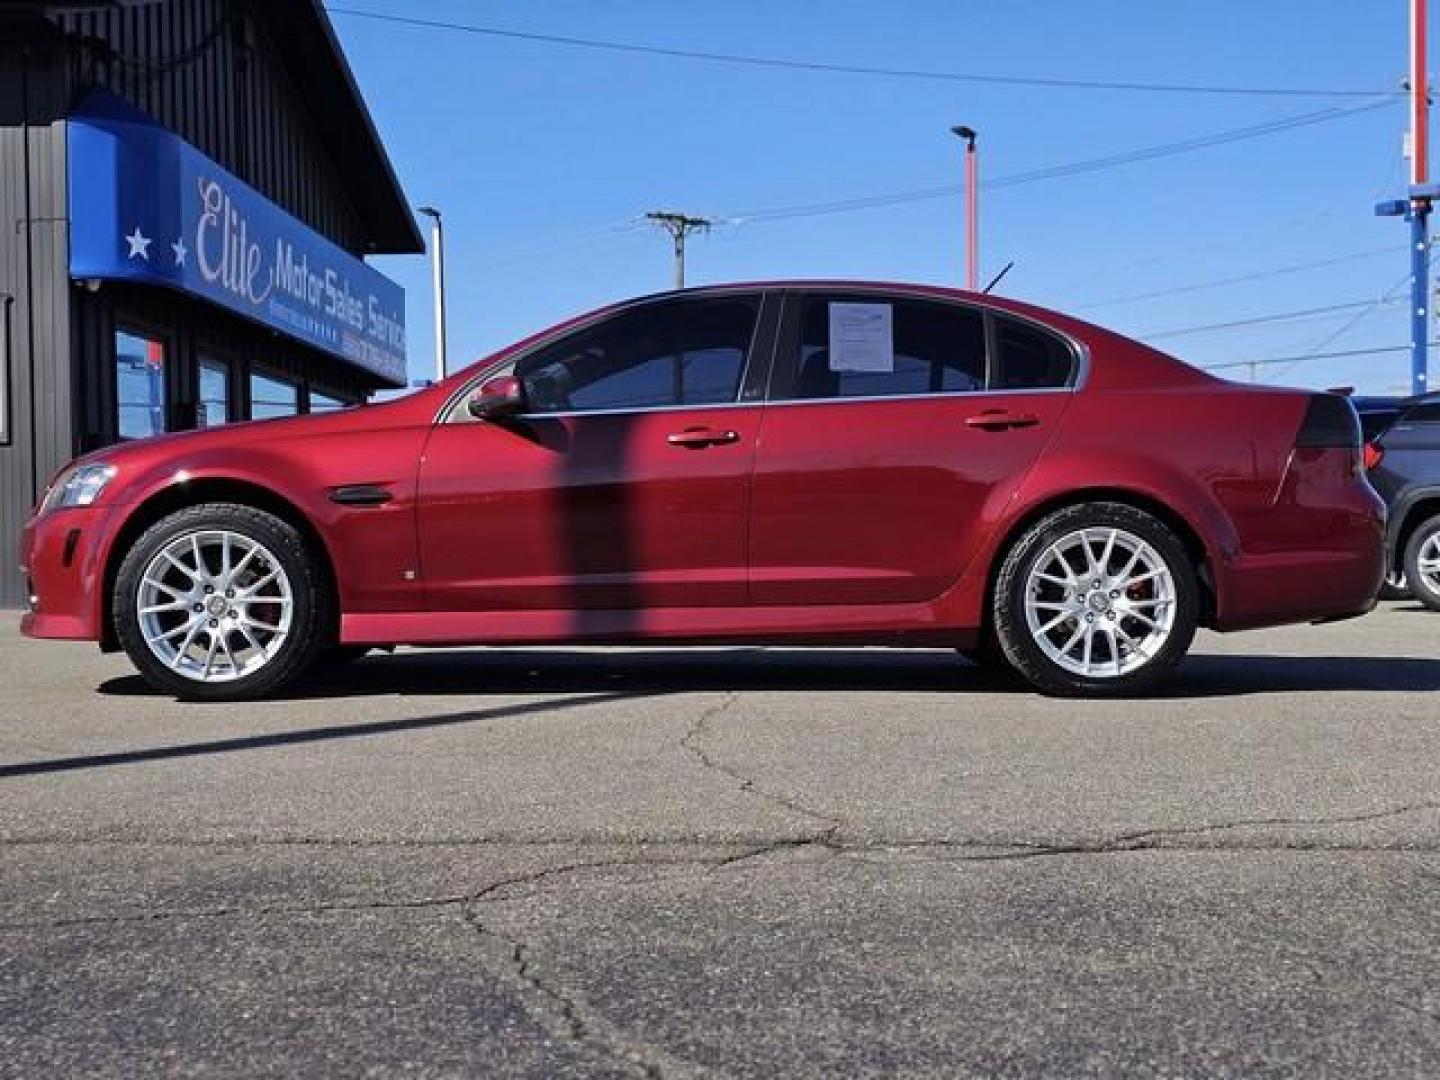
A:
[171,237,188,266]
[124,227,151,260]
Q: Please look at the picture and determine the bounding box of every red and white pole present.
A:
[952,125,979,290]
[1414,0,1429,186]
[966,138,979,291]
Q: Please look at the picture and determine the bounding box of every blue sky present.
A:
[329,1,1422,394]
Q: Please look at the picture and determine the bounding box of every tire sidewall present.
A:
[993,503,1201,697]
[1403,514,1440,612]
[113,503,328,700]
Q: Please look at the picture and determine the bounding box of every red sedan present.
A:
[19,283,1385,699]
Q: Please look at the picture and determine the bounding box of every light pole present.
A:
[417,206,448,382]
[951,125,978,291]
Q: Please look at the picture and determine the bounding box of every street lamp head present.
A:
[417,205,441,221]
[951,125,977,147]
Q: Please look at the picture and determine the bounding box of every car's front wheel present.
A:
[113,503,331,700]
[992,502,1200,697]
[1403,513,1440,612]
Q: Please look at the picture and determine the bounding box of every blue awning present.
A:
[67,92,408,387]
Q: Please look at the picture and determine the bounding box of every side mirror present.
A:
[468,375,527,420]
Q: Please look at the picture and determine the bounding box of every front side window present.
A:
[250,372,298,420]
[198,358,231,428]
[783,296,986,401]
[513,297,758,415]
[115,329,168,440]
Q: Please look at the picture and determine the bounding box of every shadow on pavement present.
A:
[93,647,1440,701]
[0,691,648,780]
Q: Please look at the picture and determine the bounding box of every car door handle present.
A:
[667,427,741,448]
[964,410,1040,431]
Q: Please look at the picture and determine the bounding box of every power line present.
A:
[723,99,1400,225]
[1141,299,1389,340]
[1076,245,1404,309]
[1259,263,1424,382]
[1200,343,1435,372]
[325,6,1396,98]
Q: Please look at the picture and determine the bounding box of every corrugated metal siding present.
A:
[0,37,75,607]
[0,2,399,606]
[55,0,368,253]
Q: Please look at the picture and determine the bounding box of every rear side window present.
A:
[1359,408,1403,441]
[991,316,1076,390]
[514,296,758,414]
[783,296,986,401]
[1401,401,1440,426]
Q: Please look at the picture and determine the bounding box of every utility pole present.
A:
[951,125,979,290]
[645,211,710,289]
[417,206,448,382]
[1376,0,1431,397]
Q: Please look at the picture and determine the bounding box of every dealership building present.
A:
[0,0,421,605]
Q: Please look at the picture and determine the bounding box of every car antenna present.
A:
[982,261,1014,294]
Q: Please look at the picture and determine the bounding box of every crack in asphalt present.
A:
[459,900,686,1080]
[678,690,843,844]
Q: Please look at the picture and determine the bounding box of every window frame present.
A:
[308,388,353,414]
[247,367,301,422]
[766,289,1085,406]
[114,323,173,441]
[195,351,236,428]
[438,290,779,424]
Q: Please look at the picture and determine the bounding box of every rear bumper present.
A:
[1213,471,1386,632]
[18,506,113,641]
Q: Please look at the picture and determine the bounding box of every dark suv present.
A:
[1355,393,1440,610]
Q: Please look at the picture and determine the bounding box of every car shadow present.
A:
[0,690,654,780]
[96,647,1440,701]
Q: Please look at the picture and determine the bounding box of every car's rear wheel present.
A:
[1403,514,1440,612]
[992,503,1200,697]
[114,503,330,700]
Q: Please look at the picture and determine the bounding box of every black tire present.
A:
[1378,568,1412,602]
[316,645,373,668]
[1403,513,1440,612]
[113,502,332,700]
[992,502,1200,697]
[957,630,1012,671]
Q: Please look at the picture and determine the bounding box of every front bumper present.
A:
[18,506,115,641]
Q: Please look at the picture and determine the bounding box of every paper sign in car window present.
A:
[828,302,894,373]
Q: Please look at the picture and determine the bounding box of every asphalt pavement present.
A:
[1,605,1438,1077]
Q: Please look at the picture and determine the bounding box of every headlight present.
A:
[40,463,117,513]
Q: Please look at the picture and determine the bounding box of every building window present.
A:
[309,390,349,413]
[250,371,298,420]
[116,329,168,440]
[198,357,232,427]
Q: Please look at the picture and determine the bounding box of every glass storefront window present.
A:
[198,358,231,427]
[309,390,349,413]
[250,372,298,420]
[115,329,167,440]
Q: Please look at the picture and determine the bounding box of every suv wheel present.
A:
[113,503,331,700]
[1403,513,1440,612]
[992,502,1200,697]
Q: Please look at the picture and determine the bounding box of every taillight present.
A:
[1363,441,1385,471]
[1295,393,1361,449]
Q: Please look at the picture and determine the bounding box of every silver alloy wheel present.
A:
[135,529,294,683]
[1418,533,1440,592]
[1023,526,1177,679]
